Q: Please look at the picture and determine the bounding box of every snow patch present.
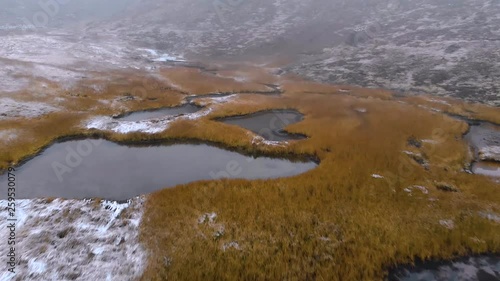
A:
[0,98,58,120]
[222,241,241,251]
[478,146,500,162]
[421,139,440,144]
[28,259,47,275]
[372,174,384,179]
[85,116,174,134]
[0,197,146,280]
[0,129,19,144]
[198,212,217,224]
[479,212,500,224]
[139,48,186,62]
[439,219,455,230]
[251,135,289,147]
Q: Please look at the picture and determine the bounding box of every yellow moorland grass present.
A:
[0,64,498,280]
[140,82,500,281]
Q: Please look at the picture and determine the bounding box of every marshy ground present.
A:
[0,61,499,280]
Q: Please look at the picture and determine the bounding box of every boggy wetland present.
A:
[0,63,499,280]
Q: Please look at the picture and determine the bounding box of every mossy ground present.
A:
[0,63,499,280]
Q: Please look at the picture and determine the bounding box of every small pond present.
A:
[115,103,201,122]
[388,255,500,281]
[218,110,307,142]
[0,139,317,200]
[464,121,500,177]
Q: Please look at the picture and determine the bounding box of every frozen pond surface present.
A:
[115,104,201,122]
[388,255,500,281]
[0,139,317,200]
[219,110,306,142]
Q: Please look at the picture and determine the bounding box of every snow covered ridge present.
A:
[0,197,146,281]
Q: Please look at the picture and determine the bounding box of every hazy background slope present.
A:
[1,0,499,104]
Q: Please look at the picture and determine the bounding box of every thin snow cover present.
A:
[180,107,213,121]
[251,135,289,147]
[417,104,443,113]
[478,146,500,162]
[209,94,237,103]
[427,98,452,106]
[194,94,237,107]
[139,48,186,62]
[0,197,146,281]
[86,115,175,134]
[0,98,58,120]
[372,174,384,179]
[479,212,500,224]
[0,129,19,144]
[421,139,439,144]
[0,24,35,31]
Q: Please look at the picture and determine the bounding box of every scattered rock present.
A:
[402,151,429,168]
[478,146,500,162]
[117,94,135,102]
[213,226,225,240]
[439,219,455,230]
[407,136,423,148]
[222,241,240,251]
[198,212,217,224]
[405,185,429,195]
[479,212,500,224]
[435,182,460,192]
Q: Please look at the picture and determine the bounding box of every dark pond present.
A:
[218,110,307,142]
[115,103,201,122]
[0,139,317,200]
[463,121,500,178]
[388,255,500,281]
